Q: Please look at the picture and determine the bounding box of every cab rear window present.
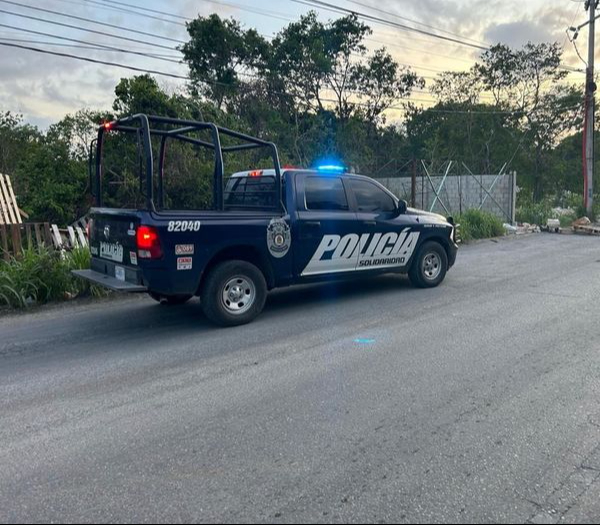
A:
[224,176,279,209]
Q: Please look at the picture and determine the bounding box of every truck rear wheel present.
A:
[201,260,267,327]
[408,241,448,288]
[149,292,193,305]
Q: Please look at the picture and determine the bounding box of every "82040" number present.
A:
[167,220,201,233]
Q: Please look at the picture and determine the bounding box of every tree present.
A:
[430,70,483,105]
[476,42,567,113]
[181,14,269,110]
[266,13,422,122]
[352,48,424,124]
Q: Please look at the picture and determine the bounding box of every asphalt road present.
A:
[1,234,600,524]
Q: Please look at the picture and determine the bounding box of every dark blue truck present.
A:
[74,115,458,326]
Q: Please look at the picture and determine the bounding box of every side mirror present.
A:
[395,199,407,217]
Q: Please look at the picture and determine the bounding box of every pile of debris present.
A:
[503,223,541,235]
[540,216,600,236]
[570,217,600,235]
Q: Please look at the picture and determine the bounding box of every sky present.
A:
[0,0,591,129]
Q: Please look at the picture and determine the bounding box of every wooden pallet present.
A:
[573,224,600,235]
[0,173,22,225]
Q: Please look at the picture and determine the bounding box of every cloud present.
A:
[484,20,556,47]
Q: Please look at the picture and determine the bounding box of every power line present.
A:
[60,0,186,27]
[291,0,488,51]
[0,41,189,79]
[0,24,184,63]
[0,0,187,44]
[0,7,179,52]
[344,0,489,47]
[100,0,293,23]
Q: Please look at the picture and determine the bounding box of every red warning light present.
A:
[103,121,113,131]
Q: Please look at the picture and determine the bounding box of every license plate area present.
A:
[115,266,126,282]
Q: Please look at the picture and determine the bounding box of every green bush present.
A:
[457,209,505,242]
[0,247,108,309]
[516,199,554,225]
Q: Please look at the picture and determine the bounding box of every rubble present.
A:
[504,223,540,235]
[572,217,600,235]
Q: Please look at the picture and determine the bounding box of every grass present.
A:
[0,247,109,309]
[456,209,505,242]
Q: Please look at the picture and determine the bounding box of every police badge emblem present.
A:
[267,218,291,258]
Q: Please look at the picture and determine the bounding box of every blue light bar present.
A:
[317,164,345,173]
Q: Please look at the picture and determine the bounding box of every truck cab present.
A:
[74,115,458,326]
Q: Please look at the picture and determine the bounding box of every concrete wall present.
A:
[375,173,516,222]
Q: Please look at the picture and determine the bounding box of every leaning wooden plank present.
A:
[0,175,9,225]
[67,226,78,248]
[0,225,9,260]
[0,175,17,224]
[5,175,22,224]
[76,226,87,247]
[18,207,29,220]
[51,224,63,249]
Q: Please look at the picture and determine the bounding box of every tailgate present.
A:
[90,211,140,268]
[87,210,147,288]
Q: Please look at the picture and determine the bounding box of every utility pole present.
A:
[584,0,598,216]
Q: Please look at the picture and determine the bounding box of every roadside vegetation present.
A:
[0,248,108,309]
[456,210,505,242]
[515,192,598,227]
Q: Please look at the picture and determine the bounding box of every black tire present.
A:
[149,292,193,305]
[408,241,448,288]
[201,260,267,327]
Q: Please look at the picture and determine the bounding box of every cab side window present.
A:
[304,176,349,211]
[350,179,396,213]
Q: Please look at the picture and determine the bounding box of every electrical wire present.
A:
[0,0,187,44]
[291,0,488,51]
[0,23,184,63]
[344,0,489,47]
[0,8,179,52]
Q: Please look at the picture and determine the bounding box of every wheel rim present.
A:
[221,276,256,315]
[422,252,442,281]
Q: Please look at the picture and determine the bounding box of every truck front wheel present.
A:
[408,241,448,288]
[201,260,267,327]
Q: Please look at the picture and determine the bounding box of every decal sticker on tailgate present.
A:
[100,242,124,263]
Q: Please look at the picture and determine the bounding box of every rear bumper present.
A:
[72,269,148,293]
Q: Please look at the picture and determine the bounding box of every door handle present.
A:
[363,220,377,226]
[305,221,321,227]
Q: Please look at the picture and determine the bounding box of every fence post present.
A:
[10,224,22,257]
[43,223,53,247]
[0,225,8,261]
[511,171,517,225]
[411,158,417,208]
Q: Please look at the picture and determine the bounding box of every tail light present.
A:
[137,226,163,259]
[87,218,94,241]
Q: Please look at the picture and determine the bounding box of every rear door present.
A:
[294,174,359,277]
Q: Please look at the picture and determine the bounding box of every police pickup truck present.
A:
[74,115,458,326]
